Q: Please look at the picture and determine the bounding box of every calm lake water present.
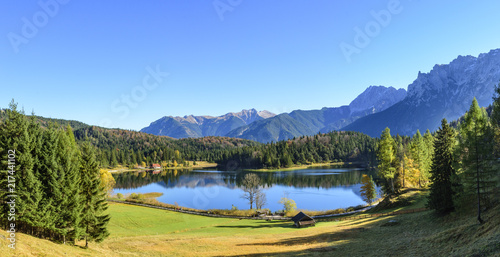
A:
[112,166,380,212]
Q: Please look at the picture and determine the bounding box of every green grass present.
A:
[107,203,302,237]
[2,188,499,256]
[108,204,234,237]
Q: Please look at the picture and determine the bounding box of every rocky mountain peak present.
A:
[349,85,407,114]
[407,48,500,110]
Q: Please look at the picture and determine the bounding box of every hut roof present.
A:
[292,212,313,222]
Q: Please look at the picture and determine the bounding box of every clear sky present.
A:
[2,0,500,130]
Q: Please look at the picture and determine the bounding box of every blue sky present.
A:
[2,0,500,130]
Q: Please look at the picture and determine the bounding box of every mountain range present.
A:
[141,48,500,141]
[225,86,406,142]
[140,109,276,139]
[344,49,500,136]
[141,86,406,142]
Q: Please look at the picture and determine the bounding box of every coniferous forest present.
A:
[0,101,109,246]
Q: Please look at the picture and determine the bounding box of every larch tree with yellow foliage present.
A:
[100,169,116,197]
[360,174,377,205]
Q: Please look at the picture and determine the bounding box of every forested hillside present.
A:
[216,131,378,170]
[73,126,261,168]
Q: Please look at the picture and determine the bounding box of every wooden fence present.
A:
[107,199,291,220]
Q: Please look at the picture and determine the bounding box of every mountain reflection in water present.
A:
[112,166,379,211]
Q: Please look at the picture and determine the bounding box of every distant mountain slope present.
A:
[140,109,276,138]
[343,48,500,137]
[228,86,406,142]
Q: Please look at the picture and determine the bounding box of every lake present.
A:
[112,165,380,212]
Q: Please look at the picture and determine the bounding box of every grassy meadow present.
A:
[1,189,499,256]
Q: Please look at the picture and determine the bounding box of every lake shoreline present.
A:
[242,161,361,172]
[106,161,218,174]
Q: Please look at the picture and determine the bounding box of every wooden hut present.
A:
[151,163,161,169]
[291,212,316,228]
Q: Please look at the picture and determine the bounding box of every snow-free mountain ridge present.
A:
[344,48,500,137]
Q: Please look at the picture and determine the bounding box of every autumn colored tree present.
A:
[278,192,297,214]
[360,174,377,205]
[100,169,116,197]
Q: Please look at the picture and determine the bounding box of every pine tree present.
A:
[455,98,496,223]
[79,142,110,247]
[427,119,457,214]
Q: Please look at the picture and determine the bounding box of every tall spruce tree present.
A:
[79,142,110,247]
[427,119,457,214]
[38,123,62,237]
[456,98,496,223]
[56,125,83,244]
